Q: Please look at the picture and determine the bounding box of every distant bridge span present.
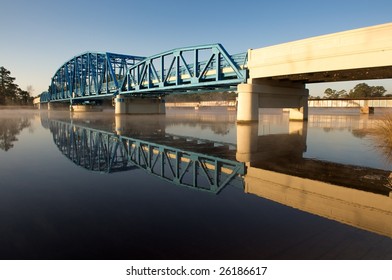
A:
[39,22,392,121]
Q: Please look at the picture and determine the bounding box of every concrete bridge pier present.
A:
[115,96,166,115]
[38,103,48,110]
[237,79,309,123]
[47,102,69,111]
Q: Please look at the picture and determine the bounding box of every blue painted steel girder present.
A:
[47,44,248,103]
[121,44,248,96]
[49,52,146,102]
[40,91,50,103]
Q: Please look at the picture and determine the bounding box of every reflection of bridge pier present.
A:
[244,166,392,238]
[236,120,307,163]
[236,117,392,238]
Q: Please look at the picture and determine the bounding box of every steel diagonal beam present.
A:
[198,52,215,80]
[164,56,177,85]
[151,147,161,171]
[149,62,161,85]
[197,158,214,187]
[163,149,176,178]
[138,142,149,168]
[215,44,246,78]
[179,157,193,182]
[218,164,242,188]
[129,140,137,161]
[139,63,149,90]
[179,52,193,78]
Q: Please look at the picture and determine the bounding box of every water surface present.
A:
[0,108,391,260]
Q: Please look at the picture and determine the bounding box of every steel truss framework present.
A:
[49,120,245,194]
[44,52,146,103]
[42,44,247,103]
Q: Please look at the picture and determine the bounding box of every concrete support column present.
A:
[115,97,127,114]
[289,96,309,121]
[237,79,309,123]
[47,102,52,111]
[115,96,166,115]
[237,83,259,123]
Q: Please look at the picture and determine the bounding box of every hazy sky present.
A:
[1,0,391,97]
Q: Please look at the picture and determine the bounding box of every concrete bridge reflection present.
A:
[236,121,392,238]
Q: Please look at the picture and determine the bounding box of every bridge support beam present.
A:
[237,79,309,123]
[70,104,103,112]
[115,96,166,115]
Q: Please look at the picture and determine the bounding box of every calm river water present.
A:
[0,107,392,260]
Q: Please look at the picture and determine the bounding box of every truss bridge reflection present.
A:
[48,115,245,194]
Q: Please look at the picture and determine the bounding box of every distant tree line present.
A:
[0,66,33,106]
[320,83,389,99]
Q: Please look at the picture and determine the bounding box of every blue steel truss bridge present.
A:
[48,119,245,194]
[41,44,248,104]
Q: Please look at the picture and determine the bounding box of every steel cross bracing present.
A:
[43,44,247,103]
[49,120,245,194]
[44,52,146,103]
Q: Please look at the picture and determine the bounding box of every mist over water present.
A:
[0,108,391,260]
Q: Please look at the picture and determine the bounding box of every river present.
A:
[0,108,391,259]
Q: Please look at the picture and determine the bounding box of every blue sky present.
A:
[1,0,391,97]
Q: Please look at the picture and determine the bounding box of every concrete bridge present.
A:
[39,22,392,122]
[237,22,392,122]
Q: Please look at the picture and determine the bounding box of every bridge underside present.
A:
[267,65,392,84]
